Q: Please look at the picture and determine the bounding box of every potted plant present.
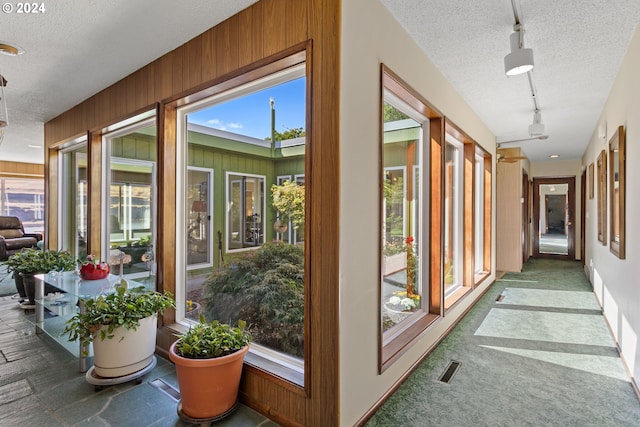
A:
[7,248,76,307]
[169,315,252,421]
[64,281,174,378]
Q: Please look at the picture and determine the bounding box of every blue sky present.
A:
[188,77,306,140]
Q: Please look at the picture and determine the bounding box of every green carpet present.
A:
[366,259,640,426]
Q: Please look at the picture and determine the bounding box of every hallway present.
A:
[367,259,640,426]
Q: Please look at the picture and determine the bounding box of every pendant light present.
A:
[0,72,7,146]
[0,41,25,147]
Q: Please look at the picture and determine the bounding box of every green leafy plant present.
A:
[64,281,175,350]
[173,315,252,359]
[271,180,305,229]
[6,248,76,275]
[203,241,304,357]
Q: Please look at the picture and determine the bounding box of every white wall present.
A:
[340,1,496,424]
[582,24,640,386]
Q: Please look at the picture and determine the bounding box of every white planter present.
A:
[92,314,157,378]
[383,253,406,276]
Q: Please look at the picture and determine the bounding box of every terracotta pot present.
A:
[169,342,249,419]
[92,314,157,377]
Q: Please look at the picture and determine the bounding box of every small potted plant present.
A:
[64,281,175,378]
[6,248,76,307]
[169,315,252,421]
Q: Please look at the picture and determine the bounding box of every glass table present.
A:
[34,272,149,372]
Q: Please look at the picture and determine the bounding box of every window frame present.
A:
[379,65,443,372]
[173,52,309,387]
[225,171,266,253]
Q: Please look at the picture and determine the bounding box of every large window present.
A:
[103,115,157,284]
[0,177,44,234]
[59,143,87,259]
[379,66,441,371]
[444,135,464,298]
[176,61,307,380]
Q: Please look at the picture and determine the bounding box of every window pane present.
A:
[60,146,87,259]
[381,101,424,334]
[444,139,463,296]
[0,177,45,234]
[104,122,157,285]
[474,155,484,274]
[180,66,306,368]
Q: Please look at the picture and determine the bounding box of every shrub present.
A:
[202,241,304,357]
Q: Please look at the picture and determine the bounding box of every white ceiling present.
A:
[0,0,257,164]
[381,0,640,161]
[0,0,639,164]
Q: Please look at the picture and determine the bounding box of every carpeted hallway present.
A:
[367,259,640,426]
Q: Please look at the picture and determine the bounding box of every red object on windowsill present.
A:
[80,262,110,280]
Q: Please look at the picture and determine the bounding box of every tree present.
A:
[265,127,306,141]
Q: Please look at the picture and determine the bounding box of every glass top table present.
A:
[34,272,152,372]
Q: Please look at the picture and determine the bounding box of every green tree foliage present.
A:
[265,127,306,141]
[202,241,304,357]
[383,103,410,122]
[271,180,305,229]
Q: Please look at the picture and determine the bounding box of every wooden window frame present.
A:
[379,65,443,372]
[608,125,625,259]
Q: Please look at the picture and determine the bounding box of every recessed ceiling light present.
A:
[0,42,25,56]
[549,154,559,158]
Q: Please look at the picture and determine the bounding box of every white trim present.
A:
[186,166,214,271]
[225,171,266,253]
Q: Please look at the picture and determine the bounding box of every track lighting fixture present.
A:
[504,24,534,76]
[528,110,544,137]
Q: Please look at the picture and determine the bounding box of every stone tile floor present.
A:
[0,294,279,427]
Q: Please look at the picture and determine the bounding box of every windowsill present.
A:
[474,271,491,286]
[163,323,304,389]
[444,286,472,311]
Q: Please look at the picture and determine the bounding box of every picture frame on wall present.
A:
[588,162,594,200]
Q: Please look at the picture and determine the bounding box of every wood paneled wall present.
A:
[496,147,523,272]
[0,160,44,178]
[44,1,340,425]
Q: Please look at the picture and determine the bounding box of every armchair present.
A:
[0,216,43,261]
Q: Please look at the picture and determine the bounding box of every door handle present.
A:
[567,222,572,226]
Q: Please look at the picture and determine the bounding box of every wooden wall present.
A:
[0,160,44,178]
[43,0,340,425]
[496,147,523,272]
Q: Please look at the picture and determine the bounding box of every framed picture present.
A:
[597,150,607,244]
[609,125,625,259]
[588,163,594,199]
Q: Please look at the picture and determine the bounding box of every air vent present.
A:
[438,360,462,384]
[149,378,180,401]
[496,294,505,302]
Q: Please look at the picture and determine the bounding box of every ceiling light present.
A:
[549,154,559,158]
[0,72,7,146]
[0,42,25,56]
[528,110,544,136]
[504,24,534,76]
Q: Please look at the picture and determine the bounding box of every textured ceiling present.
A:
[0,0,257,163]
[381,0,640,161]
[1,1,639,164]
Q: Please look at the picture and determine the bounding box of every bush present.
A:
[202,241,304,357]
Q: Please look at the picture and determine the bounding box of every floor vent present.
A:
[438,360,462,384]
[496,294,505,302]
[150,378,181,401]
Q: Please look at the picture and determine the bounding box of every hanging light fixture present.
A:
[528,109,544,136]
[0,72,7,146]
[504,24,534,76]
[0,41,25,147]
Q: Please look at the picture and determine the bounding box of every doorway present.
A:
[533,177,575,259]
